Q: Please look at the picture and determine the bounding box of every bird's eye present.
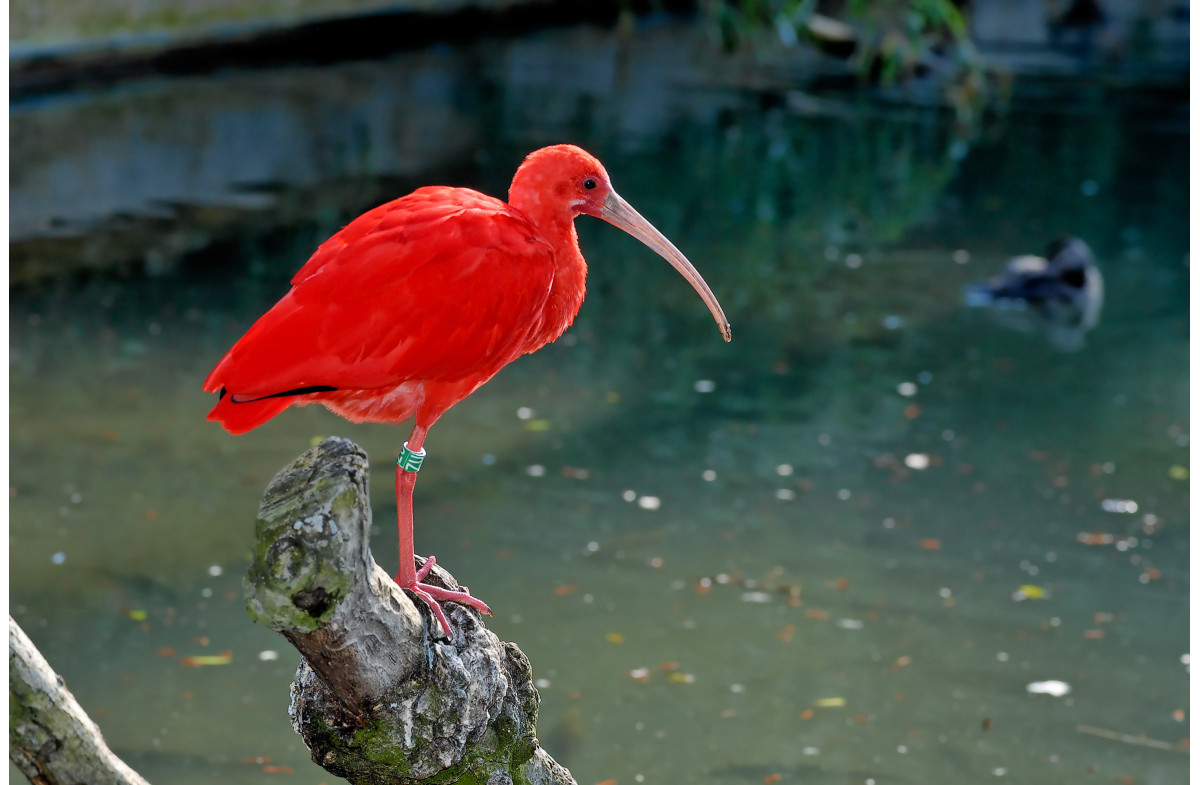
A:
[583,178,597,190]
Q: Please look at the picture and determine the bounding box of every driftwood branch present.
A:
[9,615,151,785]
[246,436,576,785]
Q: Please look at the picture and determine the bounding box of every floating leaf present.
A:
[181,650,233,667]
[814,697,845,707]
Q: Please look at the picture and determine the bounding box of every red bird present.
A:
[204,144,730,638]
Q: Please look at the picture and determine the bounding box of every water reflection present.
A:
[9,17,1189,785]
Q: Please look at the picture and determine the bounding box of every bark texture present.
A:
[246,436,577,785]
[9,615,151,785]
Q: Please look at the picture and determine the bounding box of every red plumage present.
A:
[204,144,729,638]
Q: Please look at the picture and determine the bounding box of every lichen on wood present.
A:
[9,615,152,785]
[247,436,576,785]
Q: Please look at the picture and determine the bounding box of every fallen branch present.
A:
[9,615,152,785]
[1076,724,1189,753]
[246,436,576,784]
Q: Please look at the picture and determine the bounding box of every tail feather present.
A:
[207,388,295,435]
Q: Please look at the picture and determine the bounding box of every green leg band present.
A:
[397,442,426,472]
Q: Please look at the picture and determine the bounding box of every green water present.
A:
[10,21,1189,785]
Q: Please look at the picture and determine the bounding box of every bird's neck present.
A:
[508,186,588,352]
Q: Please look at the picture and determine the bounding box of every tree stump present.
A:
[245,436,576,785]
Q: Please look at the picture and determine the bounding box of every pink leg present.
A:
[394,425,491,639]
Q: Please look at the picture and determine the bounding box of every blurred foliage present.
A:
[703,0,988,121]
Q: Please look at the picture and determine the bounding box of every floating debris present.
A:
[1100,498,1139,514]
[1026,680,1071,697]
[740,591,772,604]
[1012,585,1047,601]
[181,650,233,667]
[814,697,845,707]
[636,496,661,510]
[904,453,930,470]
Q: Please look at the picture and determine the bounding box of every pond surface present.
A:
[9,16,1190,785]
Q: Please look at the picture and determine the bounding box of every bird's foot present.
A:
[398,555,492,640]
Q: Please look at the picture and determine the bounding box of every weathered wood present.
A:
[9,615,152,785]
[247,436,577,785]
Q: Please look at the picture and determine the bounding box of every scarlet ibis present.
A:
[204,144,731,638]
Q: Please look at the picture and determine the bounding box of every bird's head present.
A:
[511,144,732,342]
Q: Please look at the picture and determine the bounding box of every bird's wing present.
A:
[204,187,558,397]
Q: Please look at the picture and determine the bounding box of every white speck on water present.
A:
[622,489,637,502]
[993,767,1008,776]
[730,684,745,693]
[845,253,863,269]
[803,746,820,755]
[776,489,795,501]
[837,489,851,501]
[953,249,971,264]
[51,552,65,565]
[897,382,918,397]
[637,496,661,510]
[516,407,534,420]
[586,541,599,553]
[535,678,551,689]
[526,464,545,478]
[1026,680,1071,697]
[740,591,772,604]
[776,463,793,476]
[997,651,1010,662]
[837,618,864,630]
[905,453,930,470]
[897,745,908,754]
[883,315,904,330]
[938,587,952,598]
[702,470,717,482]
[208,565,223,577]
[1101,498,1138,513]
[258,650,279,661]
[693,379,716,393]
[201,588,213,598]
[942,429,955,441]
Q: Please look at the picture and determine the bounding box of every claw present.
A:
[397,556,492,640]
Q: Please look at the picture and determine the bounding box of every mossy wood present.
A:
[247,436,576,785]
[9,616,152,785]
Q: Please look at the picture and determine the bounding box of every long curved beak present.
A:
[599,191,732,342]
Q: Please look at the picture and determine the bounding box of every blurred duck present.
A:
[965,237,1104,350]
